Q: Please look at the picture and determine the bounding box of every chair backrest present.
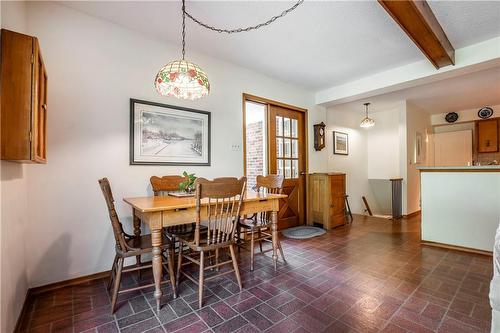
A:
[150,175,186,196]
[213,177,239,182]
[255,175,283,223]
[193,177,246,247]
[98,178,127,251]
[256,174,284,194]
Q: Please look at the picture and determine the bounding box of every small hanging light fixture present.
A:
[360,102,375,128]
[155,0,210,100]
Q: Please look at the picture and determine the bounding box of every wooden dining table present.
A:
[123,190,287,311]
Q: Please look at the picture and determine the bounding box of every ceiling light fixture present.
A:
[360,102,375,128]
[155,0,304,100]
[155,0,209,100]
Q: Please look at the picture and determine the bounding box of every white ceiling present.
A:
[330,66,500,114]
[61,1,500,91]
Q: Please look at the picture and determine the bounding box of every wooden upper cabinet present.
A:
[477,119,498,153]
[1,29,47,163]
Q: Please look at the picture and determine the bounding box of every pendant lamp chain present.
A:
[181,0,186,60]
[185,0,304,34]
[155,0,304,100]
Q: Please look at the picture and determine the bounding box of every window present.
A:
[275,116,299,179]
[244,101,267,189]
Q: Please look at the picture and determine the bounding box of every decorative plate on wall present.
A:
[445,112,459,123]
[478,107,493,119]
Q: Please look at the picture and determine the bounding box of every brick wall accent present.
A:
[246,121,264,189]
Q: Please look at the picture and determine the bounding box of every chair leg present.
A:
[236,224,241,253]
[250,230,255,271]
[111,257,124,313]
[229,244,242,291]
[215,248,219,272]
[258,229,263,253]
[176,242,183,289]
[166,248,177,298]
[198,250,205,309]
[277,239,286,262]
[107,255,118,291]
[136,255,142,280]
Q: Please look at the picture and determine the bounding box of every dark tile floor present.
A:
[19,215,493,333]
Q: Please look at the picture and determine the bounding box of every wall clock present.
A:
[445,112,459,123]
[478,107,493,119]
[313,122,326,151]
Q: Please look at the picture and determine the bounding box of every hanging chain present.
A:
[184,0,304,34]
[182,0,186,59]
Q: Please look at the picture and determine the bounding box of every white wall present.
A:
[406,102,432,214]
[23,2,326,287]
[1,3,30,332]
[367,108,401,179]
[325,108,374,214]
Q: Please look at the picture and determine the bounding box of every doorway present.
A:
[243,94,308,230]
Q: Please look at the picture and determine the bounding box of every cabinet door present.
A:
[329,174,346,228]
[32,40,47,163]
[477,119,498,153]
[1,29,33,160]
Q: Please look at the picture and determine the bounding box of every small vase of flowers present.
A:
[179,171,196,193]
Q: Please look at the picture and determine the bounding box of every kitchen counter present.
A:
[418,166,500,171]
[419,168,500,253]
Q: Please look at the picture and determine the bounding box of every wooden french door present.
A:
[268,105,307,229]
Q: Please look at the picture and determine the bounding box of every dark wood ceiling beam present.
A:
[378,0,455,69]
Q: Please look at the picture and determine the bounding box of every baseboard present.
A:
[421,241,493,256]
[14,289,33,333]
[14,262,143,332]
[30,270,111,296]
[404,210,421,218]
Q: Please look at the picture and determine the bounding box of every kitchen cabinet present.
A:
[1,29,47,163]
[477,119,498,153]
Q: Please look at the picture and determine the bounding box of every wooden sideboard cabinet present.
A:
[476,118,498,153]
[308,173,346,230]
[1,29,47,163]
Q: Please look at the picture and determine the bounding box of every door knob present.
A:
[300,171,306,175]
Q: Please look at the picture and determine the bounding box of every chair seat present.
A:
[238,218,271,230]
[124,234,171,253]
[177,228,233,250]
[164,223,208,237]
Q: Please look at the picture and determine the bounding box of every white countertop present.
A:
[418,165,500,170]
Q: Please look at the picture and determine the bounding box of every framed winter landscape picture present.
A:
[130,99,211,165]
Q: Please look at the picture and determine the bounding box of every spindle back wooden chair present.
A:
[99,178,177,313]
[237,174,286,270]
[176,177,246,308]
[150,175,186,196]
[150,175,206,239]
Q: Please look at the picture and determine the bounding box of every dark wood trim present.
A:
[378,0,455,69]
[30,270,111,296]
[129,98,211,166]
[14,290,33,333]
[403,210,421,218]
[242,93,307,113]
[421,241,493,257]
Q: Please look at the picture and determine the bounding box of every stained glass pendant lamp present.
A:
[155,0,210,100]
[360,102,375,128]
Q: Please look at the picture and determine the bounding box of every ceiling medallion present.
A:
[155,0,304,100]
[360,102,375,128]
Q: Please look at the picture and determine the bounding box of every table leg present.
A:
[133,211,142,279]
[151,227,163,311]
[271,210,278,271]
